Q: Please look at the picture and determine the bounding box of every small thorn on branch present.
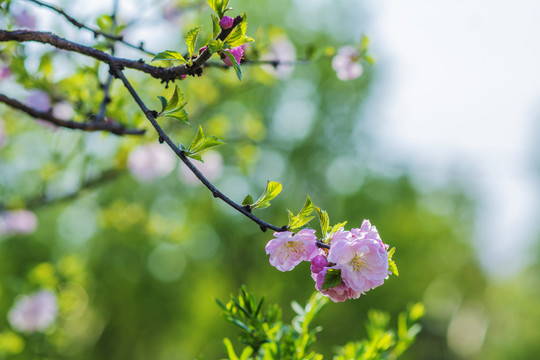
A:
[259,224,267,232]
[158,136,164,144]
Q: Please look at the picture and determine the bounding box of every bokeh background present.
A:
[1,0,540,359]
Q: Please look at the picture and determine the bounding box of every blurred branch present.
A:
[0,93,145,135]
[204,59,308,69]
[25,0,156,56]
[110,65,288,234]
[25,169,124,210]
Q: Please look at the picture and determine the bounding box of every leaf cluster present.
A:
[217,288,424,360]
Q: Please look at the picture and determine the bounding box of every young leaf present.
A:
[157,96,168,113]
[211,14,220,38]
[207,39,225,54]
[206,0,229,18]
[151,50,186,63]
[185,26,202,59]
[388,247,399,276]
[157,86,189,125]
[224,51,242,80]
[315,207,330,237]
[329,221,348,235]
[226,13,254,48]
[96,15,113,32]
[242,194,254,206]
[251,181,282,210]
[322,268,342,290]
[288,195,315,230]
[185,126,224,162]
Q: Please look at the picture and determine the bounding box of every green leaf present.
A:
[315,207,330,237]
[288,195,315,230]
[388,247,399,276]
[206,0,229,18]
[242,194,254,206]
[322,268,342,290]
[186,126,224,162]
[329,221,347,235]
[211,14,220,38]
[224,51,242,80]
[96,15,113,32]
[167,109,189,125]
[239,347,254,360]
[223,338,239,360]
[151,50,186,63]
[157,86,189,125]
[157,96,168,113]
[225,13,255,48]
[207,39,224,54]
[185,26,202,59]
[251,181,282,210]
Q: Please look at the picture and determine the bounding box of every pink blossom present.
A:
[8,290,58,333]
[26,90,51,112]
[332,46,363,81]
[0,210,37,236]
[179,150,223,184]
[219,16,234,29]
[314,267,361,302]
[310,254,329,275]
[13,9,36,29]
[0,65,11,80]
[128,143,176,182]
[261,35,296,78]
[327,220,390,293]
[221,44,246,66]
[265,228,318,271]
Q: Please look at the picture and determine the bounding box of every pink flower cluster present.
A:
[265,220,391,302]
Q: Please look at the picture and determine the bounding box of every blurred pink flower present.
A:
[327,220,390,293]
[0,65,11,80]
[0,210,37,236]
[179,150,223,184]
[221,44,246,66]
[26,90,51,112]
[8,290,58,333]
[128,143,176,182]
[261,35,296,78]
[332,46,363,81]
[265,228,318,271]
[13,9,36,29]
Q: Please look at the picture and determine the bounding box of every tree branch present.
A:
[109,65,287,233]
[0,17,243,82]
[25,0,156,56]
[0,93,145,135]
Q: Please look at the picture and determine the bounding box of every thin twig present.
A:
[0,93,145,135]
[25,0,156,56]
[110,65,287,233]
[96,0,120,122]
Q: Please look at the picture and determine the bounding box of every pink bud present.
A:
[221,44,246,66]
[219,16,234,29]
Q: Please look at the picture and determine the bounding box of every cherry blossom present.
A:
[265,229,318,271]
[127,143,176,182]
[8,290,58,333]
[332,46,363,81]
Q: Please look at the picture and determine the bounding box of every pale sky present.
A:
[363,0,540,277]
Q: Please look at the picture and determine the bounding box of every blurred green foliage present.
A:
[1,0,539,359]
